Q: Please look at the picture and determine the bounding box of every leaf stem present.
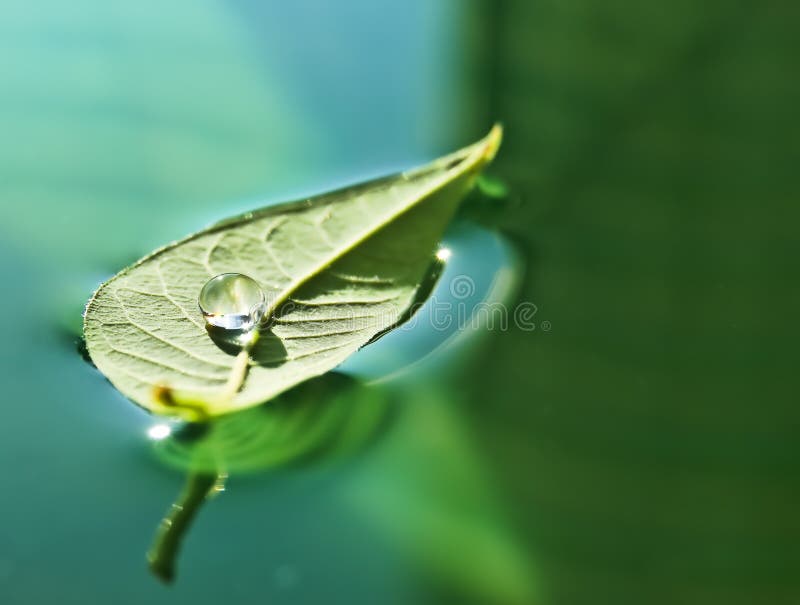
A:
[220,345,253,401]
[147,471,220,583]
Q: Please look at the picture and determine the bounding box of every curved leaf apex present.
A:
[483,123,503,163]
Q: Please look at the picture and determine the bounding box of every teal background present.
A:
[1,1,798,604]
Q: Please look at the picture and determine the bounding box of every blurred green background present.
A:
[1,1,798,604]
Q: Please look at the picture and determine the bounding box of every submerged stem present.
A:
[147,471,220,583]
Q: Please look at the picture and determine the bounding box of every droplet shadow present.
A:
[205,323,289,368]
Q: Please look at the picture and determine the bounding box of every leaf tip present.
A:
[483,123,504,163]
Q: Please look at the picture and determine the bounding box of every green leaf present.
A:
[84,125,502,416]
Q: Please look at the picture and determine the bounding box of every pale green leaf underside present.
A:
[84,125,502,416]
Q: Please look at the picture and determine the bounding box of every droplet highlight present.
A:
[198,273,266,331]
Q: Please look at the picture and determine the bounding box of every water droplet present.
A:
[198,273,266,331]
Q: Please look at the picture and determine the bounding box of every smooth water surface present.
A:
[2,1,798,604]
